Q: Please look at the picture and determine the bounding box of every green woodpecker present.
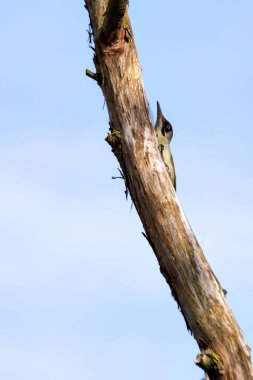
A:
[155,101,176,189]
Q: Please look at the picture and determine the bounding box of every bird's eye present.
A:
[161,120,172,136]
[165,122,172,132]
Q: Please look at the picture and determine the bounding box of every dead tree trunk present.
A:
[84,1,252,379]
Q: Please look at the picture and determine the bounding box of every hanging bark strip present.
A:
[84,1,253,379]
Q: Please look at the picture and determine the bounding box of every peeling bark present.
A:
[84,1,253,379]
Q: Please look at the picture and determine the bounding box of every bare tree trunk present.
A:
[84,1,253,379]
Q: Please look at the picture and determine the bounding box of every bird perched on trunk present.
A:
[155,101,176,189]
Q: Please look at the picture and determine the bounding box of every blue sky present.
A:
[0,1,253,379]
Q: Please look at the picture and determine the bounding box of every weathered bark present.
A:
[85,1,253,379]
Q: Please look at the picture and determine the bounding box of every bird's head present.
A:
[156,101,173,142]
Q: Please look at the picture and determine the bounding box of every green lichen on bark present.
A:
[103,0,129,43]
[195,348,224,374]
[105,130,124,167]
